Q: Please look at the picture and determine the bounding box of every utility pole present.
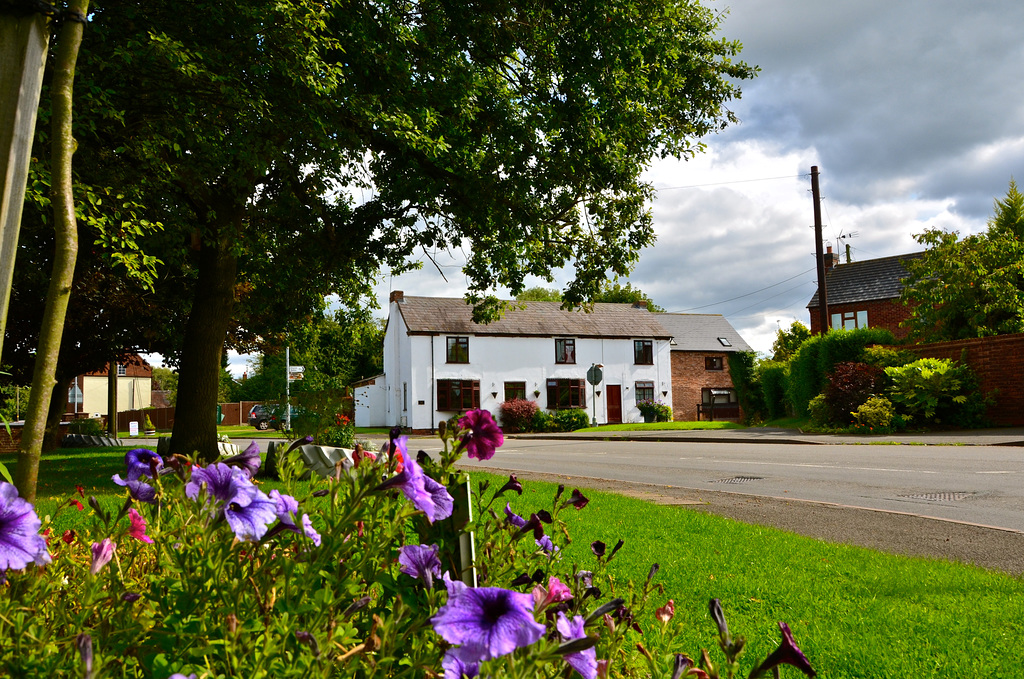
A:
[811,166,829,335]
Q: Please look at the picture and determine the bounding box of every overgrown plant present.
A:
[0,412,816,678]
[884,358,991,427]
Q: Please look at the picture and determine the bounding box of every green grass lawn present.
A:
[576,421,746,432]
[11,448,1023,677]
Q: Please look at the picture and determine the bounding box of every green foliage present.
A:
[515,287,562,302]
[884,358,990,427]
[726,351,762,424]
[635,399,672,422]
[589,281,666,312]
[771,321,812,362]
[530,409,553,433]
[851,396,896,432]
[862,345,918,369]
[786,328,896,417]
[67,418,104,436]
[758,362,790,421]
[901,179,1024,340]
[550,408,593,431]
[807,394,830,427]
[498,399,540,432]
[151,367,177,406]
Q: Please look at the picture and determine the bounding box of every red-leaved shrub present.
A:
[499,398,539,432]
[823,361,886,424]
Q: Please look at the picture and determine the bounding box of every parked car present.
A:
[269,406,303,431]
[248,404,272,430]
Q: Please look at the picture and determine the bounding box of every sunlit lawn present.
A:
[576,421,745,432]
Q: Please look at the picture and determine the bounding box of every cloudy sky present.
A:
[225,0,1023,376]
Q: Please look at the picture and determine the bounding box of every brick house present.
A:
[806,251,924,339]
[656,314,753,422]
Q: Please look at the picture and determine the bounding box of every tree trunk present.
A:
[42,375,74,453]
[169,234,238,462]
[15,0,88,503]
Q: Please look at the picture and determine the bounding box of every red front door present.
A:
[606,385,622,424]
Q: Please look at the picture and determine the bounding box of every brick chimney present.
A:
[389,290,405,303]
[824,246,837,270]
[632,300,648,309]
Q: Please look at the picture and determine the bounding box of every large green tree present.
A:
[901,180,1024,341]
[62,0,753,460]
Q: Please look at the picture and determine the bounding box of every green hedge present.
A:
[786,328,896,416]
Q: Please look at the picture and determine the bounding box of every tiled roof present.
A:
[807,252,925,308]
[394,296,671,339]
[655,314,753,352]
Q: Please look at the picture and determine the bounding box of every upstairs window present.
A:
[547,378,586,409]
[831,310,868,331]
[555,338,576,364]
[705,356,724,371]
[117,364,127,376]
[634,339,653,365]
[437,379,480,411]
[446,336,470,363]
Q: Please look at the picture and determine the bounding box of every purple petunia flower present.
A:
[751,622,817,678]
[90,538,116,575]
[399,543,442,588]
[77,633,93,679]
[375,442,453,523]
[123,478,157,504]
[0,482,51,571]
[442,647,481,679]
[112,448,163,486]
[186,463,277,541]
[495,473,523,497]
[504,504,557,553]
[557,612,598,679]
[432,576,546,662]
[457,409,504,461]
[269,490,321,546]
[222,440,262,478]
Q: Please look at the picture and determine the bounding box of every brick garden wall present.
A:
[670,352,741,422]
[913,333,1024,426]
[0,423,71,453]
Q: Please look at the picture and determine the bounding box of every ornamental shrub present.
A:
[550,407,591,431]
[499,398,539,432]
[530,408,552,432]
[822,362,886,425]
[636,399,671,422]
[884,357,991,427]
[786,327,896,416]
[807,394,830,427]
[852,396,895,431]
[0,417,817,678]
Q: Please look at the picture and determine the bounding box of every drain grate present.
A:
[710,476,764,485]
[897,492,974,502]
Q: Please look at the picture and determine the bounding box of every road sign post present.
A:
[586,363,603,426]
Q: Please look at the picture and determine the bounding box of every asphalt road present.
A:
[438,437,1024,574]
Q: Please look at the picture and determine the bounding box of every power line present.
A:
[654,173,809,192]
[669,267,816,313]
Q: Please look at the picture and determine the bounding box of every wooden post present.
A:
[0,12,49,364]
[811,166,829,334]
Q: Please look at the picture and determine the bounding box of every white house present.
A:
[353,373,387,428]
[376,291,673,430]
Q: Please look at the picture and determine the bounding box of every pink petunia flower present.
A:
[128,508,154,544]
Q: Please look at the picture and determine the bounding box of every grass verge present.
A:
[575,421,745,433]
[13,449,1022,677]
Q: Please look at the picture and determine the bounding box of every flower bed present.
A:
[0,410,814,678]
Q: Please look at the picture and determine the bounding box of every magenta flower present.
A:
[90,538,116,575]
[127,508,153,544]
[561,488,589,510]
[222,440,262,478]
[432,574,545,662]
[495,474,523,497]
[504,504,557,553]
[534,575,573,610]
[457,409,504,461]
[399,543,442,588]
[556,612,598,679]
[751,622,817,678]
[0,482,51,571]
[374,443,453,523]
